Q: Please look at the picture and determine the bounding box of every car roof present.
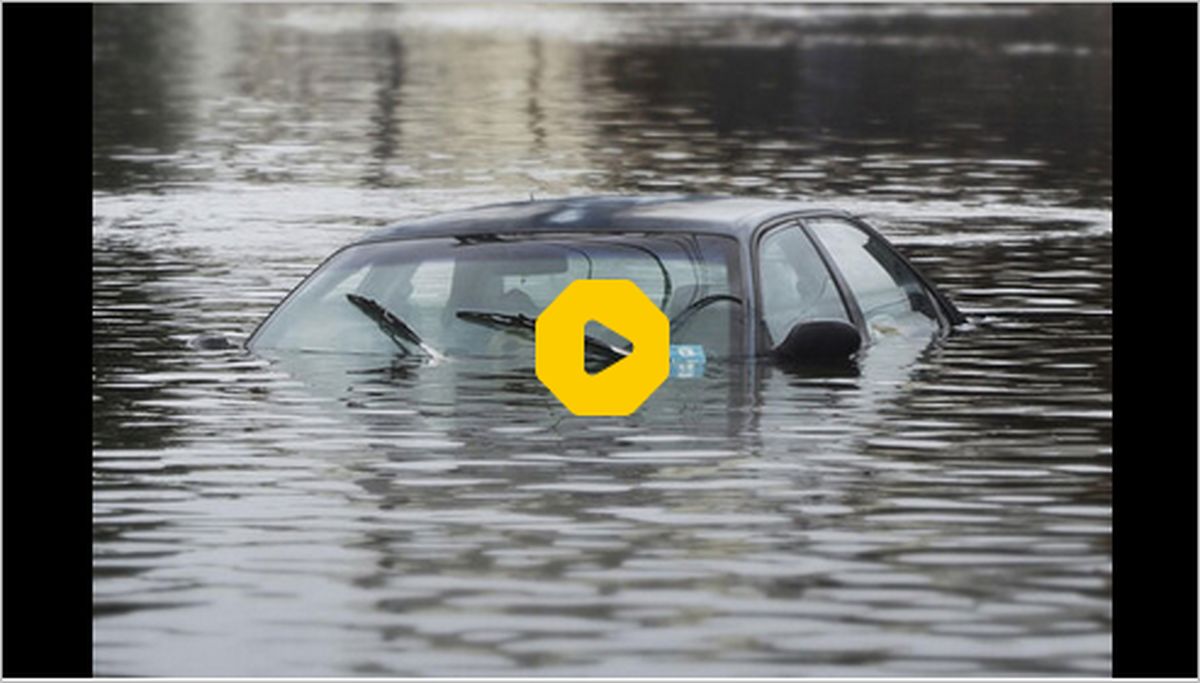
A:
[356,194,850,244]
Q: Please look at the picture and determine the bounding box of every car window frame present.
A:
[749,215,867,355]
[797,213,965,331]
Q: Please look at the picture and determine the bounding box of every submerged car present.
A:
[246,196,964,366]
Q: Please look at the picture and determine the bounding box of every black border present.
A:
[2,3,95,677]
[1112,2,1198,677]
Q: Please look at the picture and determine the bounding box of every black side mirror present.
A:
[772,319,862,364]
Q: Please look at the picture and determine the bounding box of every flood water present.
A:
[93,5,1112,676]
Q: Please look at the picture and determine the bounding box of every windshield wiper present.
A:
[346,293,445,361]
[456,310,629,361]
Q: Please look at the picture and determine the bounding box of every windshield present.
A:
[249,233,745,359]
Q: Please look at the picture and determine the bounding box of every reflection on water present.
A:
[93,4,1111,676]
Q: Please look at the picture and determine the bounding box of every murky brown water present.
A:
[93,4,1111,676]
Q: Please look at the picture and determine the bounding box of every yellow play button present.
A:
[535,279,669,416]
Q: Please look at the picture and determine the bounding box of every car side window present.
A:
[757,224,848,346]
[805,217,939,339]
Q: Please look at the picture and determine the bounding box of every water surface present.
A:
[93,4,1111,675]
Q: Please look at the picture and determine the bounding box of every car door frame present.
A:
[749,211,964,356]
[798,213,966,330]
[748,213,868,356]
